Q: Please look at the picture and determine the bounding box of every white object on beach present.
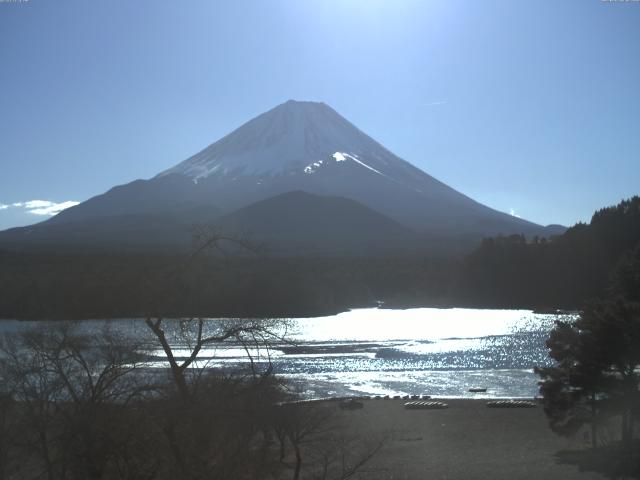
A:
[486,400,536,408]
[404,401,449,410]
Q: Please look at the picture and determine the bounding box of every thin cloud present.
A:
[421,100,448,107]
[509,208,521,219]
[30,201,80,215]
[0,199,80,216]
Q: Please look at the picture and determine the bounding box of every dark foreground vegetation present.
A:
[0,320,384,480]
[538,302,640,479]
[534,206,640,478]
[0,196,639,319]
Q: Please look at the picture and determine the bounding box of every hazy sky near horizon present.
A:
[1,0,639,230]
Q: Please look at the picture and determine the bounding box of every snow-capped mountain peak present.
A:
[158,100,401,182]
[37,99,556,245]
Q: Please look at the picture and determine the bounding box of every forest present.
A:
[0,196,638,320]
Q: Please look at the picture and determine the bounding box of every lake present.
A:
[0,308,571,399]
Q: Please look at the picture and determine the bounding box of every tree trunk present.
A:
[591,392,598,449]
[163,422,191,479]
[622,410,632,447]
[145,318,191,402]
[279,436,286,462]
[293,443,302,480]
[39,429,55,480]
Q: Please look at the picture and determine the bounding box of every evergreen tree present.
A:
[537,299,640,448]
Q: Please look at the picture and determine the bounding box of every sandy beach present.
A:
[321,398,605,480]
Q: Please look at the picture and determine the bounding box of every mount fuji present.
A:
[0,100,563,255]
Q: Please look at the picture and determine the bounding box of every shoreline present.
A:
[0,304,577,322]
[281,395,543,405]
[305,397,605,479]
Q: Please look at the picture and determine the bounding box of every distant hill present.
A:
[0,191,423,256]
[217,191,423,256]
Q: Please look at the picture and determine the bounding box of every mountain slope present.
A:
[0,100,563,255]
[157,100,557,237]
[0,192,421,256]
[217,191,422,256]
[0,206,221,253]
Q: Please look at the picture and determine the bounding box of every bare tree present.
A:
[0,392,17,480]
[0,322,153,480]
[271,402,387,480]
[144,316,287,402]
[0,229,385,480]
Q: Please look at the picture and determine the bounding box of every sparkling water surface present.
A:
[0,308,572,399]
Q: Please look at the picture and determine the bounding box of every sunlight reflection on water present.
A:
[0,308,574,399]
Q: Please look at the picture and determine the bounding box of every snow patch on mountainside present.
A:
[303,151,386,177]
[337,152,385,177]
[304,160,324,174]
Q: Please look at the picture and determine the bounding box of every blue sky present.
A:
[1,0,639,230]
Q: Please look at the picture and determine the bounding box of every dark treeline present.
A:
[0,252,458,320]
[1,196,638,319]
[459,196,640,309]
